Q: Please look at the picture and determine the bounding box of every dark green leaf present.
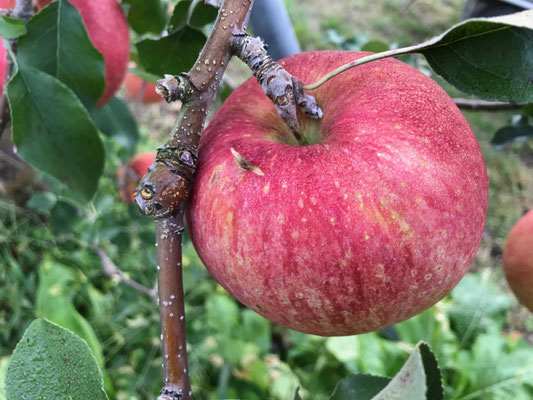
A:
[190,2,218,28]
[92,96,139,155]
[0,16,27,39]
[371,342,442,400]
[420,11,533,103]
[17,0,106,110]
[123,0,167,35]
[7,65,104,201]
[5,319,108,400]
[294,387,303,400]
[329,374,391,400]
[136,26,206,76]
[418,343,443,400]
[491,123,533,149]
[169,0,193,32]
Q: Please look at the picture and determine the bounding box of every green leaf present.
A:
[35,258,105,368]
[27,192,58,214]
[491,123,533,149]
[189,2,218,28]
[371,342,442,400]
[329,374,391,400]
[17,0,106,110]
[136,26,206,76]
[419,11,533,103]
[206,294,239,335]
[0,16,27,39]
[5,319,108,400]
[0,357,10,400]
[321,10,533,103]
[92,96,139,155]
[122,0,167,35]
[7,65,105,201]
[169,0,193,32]
[361,39,389,53]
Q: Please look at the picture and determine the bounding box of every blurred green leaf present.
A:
[206,294,239,335]
[137,26,206,76]
[7,66,104,201]
[0,357,9,400]
[361,39,389,53]
[35,258,104,368]
[0,16,26,39]
[5,319,108,400]
[92,97,139,155]
[329,374,391,400]
[17,0,106,110]
[27,192,57,214]
[169,0,193,32]
[449,271,513,347]
[189,2,218,28]
[491,123,533,149]
[122,0,167,35]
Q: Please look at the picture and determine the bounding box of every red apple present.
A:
[118,153,157,203]
[36,0,130,107]
[503,210,533,312]
[124,73,163,104]
[186,51,489,336]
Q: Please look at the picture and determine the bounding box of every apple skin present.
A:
[124,73,163,104]
[186,51,489,336]
[0,0,15,9]
[503,210,533,312]
[118,153,156,203]
[37,0,130,107]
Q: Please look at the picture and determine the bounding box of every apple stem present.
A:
[230,34,323,145]
[0,0,33,139]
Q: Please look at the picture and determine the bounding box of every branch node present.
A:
[230,34,323,144]
[156,74,195,103]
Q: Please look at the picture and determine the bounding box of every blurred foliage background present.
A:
[1,0,533,399]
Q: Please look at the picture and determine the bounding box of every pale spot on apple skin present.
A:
[247,228,252,234]
[291,231,299,238]
[334,181,340,188]
[263,185,269,193]
[301,217,307,222]
[304,252,310,258]
[437,247,445,257]
[330,217,335,224]
[354,137,360,142]
[410,270,417,277]
[282,299,290,304]
[436,265,443,272]
[415,198,421,204]
[227,212,233,222]
[457,206,462,212]
[298,199,304,208]
[401,182,406,187]
[343,194,348,200]
[237,256,243,264]
[365,234,370,240]
[346,251,351,258]
[282,183,288,188]
[295,293,303,299]
[341,260,347,266]
[310,197,317,205]
[442,231,447,238]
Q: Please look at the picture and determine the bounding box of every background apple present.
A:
[124,72,163,104]
[36,0,130,106]
[118,153,156,203]
[503,210,533,312]
[0,0,15,9]
[187,51,489,336]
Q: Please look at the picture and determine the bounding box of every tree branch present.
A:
[94,244,157,302]
[135,1,256,399]
[453,98,524,111]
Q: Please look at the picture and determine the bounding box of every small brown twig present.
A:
[94,244,157,302]
[453,98,524,111]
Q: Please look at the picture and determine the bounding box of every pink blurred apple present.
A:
[118,153,156,203]
[186,51,489,336]
[503,210,533,312]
